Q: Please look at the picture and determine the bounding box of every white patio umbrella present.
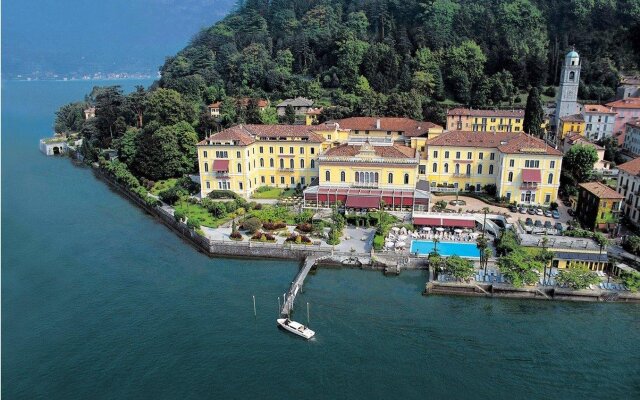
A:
[398,234,408,241]
[422,227,431,231]
[385,241,395,248]
[396,241,406,247]
[391,227,400,232]
[436,227,445,232]
[454,229,463,233]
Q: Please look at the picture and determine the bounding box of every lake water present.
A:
[2,80,640,400]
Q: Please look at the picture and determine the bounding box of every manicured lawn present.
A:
[251,187,283,199]
[174,200,230,228]
[150,178,177,195]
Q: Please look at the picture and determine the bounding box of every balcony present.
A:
[520,182,538,190]
[214,171,229,179]
[278,167,295,172]
[453,173,471,178]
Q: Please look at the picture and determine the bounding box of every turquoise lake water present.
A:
[411,240,481,257]
[2,80,640,399]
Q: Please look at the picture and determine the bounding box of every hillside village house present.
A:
[557,113,585,140]
[197,117,562,207]
[605,97,640,141]
[84,107,95,119]
[616,74,640,99]
[582,104,616,141]
[207,98,269,117]
[621,120,640,158]
[616,157,640,226]
[276,97,314,116]
[563,132,613,173]
[446,108,524,132]
[576,182,623,232]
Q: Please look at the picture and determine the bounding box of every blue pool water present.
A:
[410,240,481,257]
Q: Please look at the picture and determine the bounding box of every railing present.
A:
[278,167,295,172]
[352,183,379,189]
[430,186,459,193]
[520,183,538,190]
[453,173,471,178]
[215,172,229,178]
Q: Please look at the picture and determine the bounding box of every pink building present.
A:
[606,98,640,143]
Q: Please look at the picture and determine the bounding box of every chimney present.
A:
[376,118,381,129]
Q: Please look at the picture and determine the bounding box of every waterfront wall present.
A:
[424,281,640,303]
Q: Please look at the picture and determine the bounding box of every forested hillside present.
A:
[159,0,639,116]
[55,0,640,181]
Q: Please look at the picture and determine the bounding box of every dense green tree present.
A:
[54,102,86,134]
[113,127,140,166]
[523,87,544,138]
[93,86,127,141]
[563,144,599,183]
[260,107,279,125]
[284,104,296,124]
[498,248,541,287]
[144,88,194,126]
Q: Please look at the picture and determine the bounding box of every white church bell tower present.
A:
[555,48,581,127]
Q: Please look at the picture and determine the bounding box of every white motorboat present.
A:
[277,318,315,339]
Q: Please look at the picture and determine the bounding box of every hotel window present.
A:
[236,151,241,158]
[548,173,553,184]
[509,160,514,167]
[203,151,208,158]
[259,146,263,153]
[261,176,265,183]
[506,192,511,201]
[290,147,294,154]
[300,159,305,168]
[388,173,393,184]
[311,160,315,168]
[419,165,426,174]
[432,163,438,172]
[433,150,438,158]
[280,159,284,169]
[301,177,306,185]
[404,174,409,184]
[328,135,332,140]
[444,163,449,173]
[550,161,555,168]
[387,131,392,135]
[489,165,494,175]
[479,152,483,160]
[300,147,304,154]
[289,159,294,169]
[508,172,513,182]
[340,171,346,182]
[280,147,284,154]
[239,182,243,190]
[260,158,264,167]
[326,171,331,182]
[281,177,285,184]
[477,164,482,174]
[237,163,242,173]
[269,147,274,154]
[206,181,210,189]
[445,151,449,159]
[467,152,472,159]
[271,176,275,184]
[466,164,471,175]
[270,158,274,168]
[204,162,209,172]
[291,177,295,184]
[456,151,461,159]
[455,164,460,174]
[311,148,315,155]
[490,153,495,160]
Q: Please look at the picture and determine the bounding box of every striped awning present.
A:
[212,160,229,172]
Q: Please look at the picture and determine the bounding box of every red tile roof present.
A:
[323,143,416,159]
[606,98,640,109]
[207,102,222,108]
[560,113,584,122]
[565,133,604,150]
[198,124,327,146]
[617,157,640,176]
[583,104,616,114]
[447,108,524,118]
[626,119,640,129]
[336,117,442,137]
[428,131,562,156]
[579,182,624,199]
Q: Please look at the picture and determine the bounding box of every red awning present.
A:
[442,218,476,228]
[212,160,229,172]
[522,169,541,183]
[345,195,380,209]
[413,217,442,226]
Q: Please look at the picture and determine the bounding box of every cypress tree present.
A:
[524,87,544,138]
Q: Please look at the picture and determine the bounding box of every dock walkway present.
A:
[281,255,326,317]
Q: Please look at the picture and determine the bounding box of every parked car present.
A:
[555,222,563,232]
[544,221,552,229]
[534,220,543,227]
[525,218,533,226]
[509,205,518,212]
[535,208,544,216]
[552,210,560,219]
[527,207,536,215]
[544,210,553,217]
[519,207,527,214]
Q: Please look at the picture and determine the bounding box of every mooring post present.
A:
[253,295,256,317]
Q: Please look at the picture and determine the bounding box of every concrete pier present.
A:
[280,255,324,317]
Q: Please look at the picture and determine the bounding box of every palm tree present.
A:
[476,235,489,273]
[433,237,440,254]
[482,247,493,275]
[593,232,611,282]
[482,207,490,236]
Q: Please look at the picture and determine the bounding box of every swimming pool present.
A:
[410,240,480,257]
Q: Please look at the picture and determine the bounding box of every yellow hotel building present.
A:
[197,117,561,206]
[446,108,524,132]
